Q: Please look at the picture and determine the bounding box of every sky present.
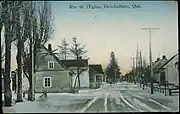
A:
[1,1,178,75]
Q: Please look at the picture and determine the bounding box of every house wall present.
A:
[153,58,168,82]
[72,68,89,88]
[89,73,105,88]
[35,71,72,93]
[36,54,65,71]
[23,76,29,92]
[154,72,160,82]
[164,55,179,86]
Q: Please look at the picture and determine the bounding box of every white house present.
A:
[60,59,89,88]
[161,54,179,86]
[89,64,105,88]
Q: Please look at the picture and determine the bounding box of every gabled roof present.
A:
[160,54,178,69]
[153,58,167,70]
[42,45,75,74]
[60,59,88,67]
[89,64,104,74]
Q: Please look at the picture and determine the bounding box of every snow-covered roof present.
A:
[160,54,178,69]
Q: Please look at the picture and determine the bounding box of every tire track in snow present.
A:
[119,91,143,112]
[113,92,132,112]
[79,93,102,112]
[104,91,110,112]
[133,94,145,100]
[132,98,158,112]
[148,99,171,111]
[131,93,171,111]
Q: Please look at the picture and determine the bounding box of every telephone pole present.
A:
[136,45,139,83]
[141,27,160,94]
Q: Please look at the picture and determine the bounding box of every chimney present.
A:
[48,44,52,52]
[162,55,166,59]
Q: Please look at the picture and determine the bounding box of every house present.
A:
[153,55,168,83]
[89,64,105,88]
[35,44,74,93]
[159,54,179,86]
[60,59,89,88]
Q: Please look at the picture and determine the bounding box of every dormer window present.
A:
[48,61,54,69]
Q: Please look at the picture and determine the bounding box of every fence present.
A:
[143,82,179,96]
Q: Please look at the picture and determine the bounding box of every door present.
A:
[160,71,166,83]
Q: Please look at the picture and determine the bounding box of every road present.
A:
[3,82,178,113]
[76,82,178,112]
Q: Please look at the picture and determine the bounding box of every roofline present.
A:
[41,45,75,74]
[160,54,178,69]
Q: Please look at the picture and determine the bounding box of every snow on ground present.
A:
[2,81,179,113]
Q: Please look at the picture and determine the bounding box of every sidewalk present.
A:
[3,107,16,113]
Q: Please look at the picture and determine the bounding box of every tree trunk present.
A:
[73,75,78,89]
[28,36,35,101]
[27,2,35,101]
[4,39,12,106]
[16,6,23,102]
[16,42,23,102]
[3,1,12,107]
[77,66,81,89]
[4,22,12,107]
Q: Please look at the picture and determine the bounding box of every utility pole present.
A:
[141,27,160,94]
[130,57,136,84]
[139,50,143,88]
[136,45,139,84]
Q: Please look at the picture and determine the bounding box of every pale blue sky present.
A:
[2,1,178,74]
[47,1,178,74]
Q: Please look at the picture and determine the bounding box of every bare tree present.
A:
[20,1,54,101]
[1,1,14,106]
[58,38,69,60]
[70,36,87,89]
[12,1,24,102]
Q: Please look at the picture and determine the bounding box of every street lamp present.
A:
[141,27,160,94]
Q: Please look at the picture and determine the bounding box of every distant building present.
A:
[89,64,105,88]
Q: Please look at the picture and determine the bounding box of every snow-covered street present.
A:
[3,82,179,113]
[77,82,179,112]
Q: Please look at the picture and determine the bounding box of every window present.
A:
[48,61,54,69]
[43,77,52,88]
[96,75,102,82]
